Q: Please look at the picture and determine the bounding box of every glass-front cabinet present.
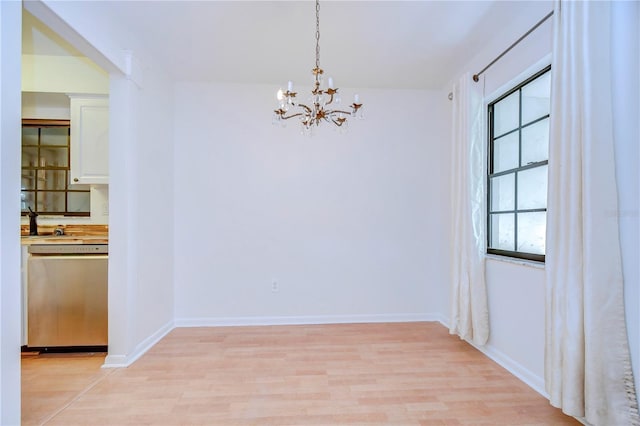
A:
[21,119,90,216]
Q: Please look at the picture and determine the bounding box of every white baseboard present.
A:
[174,313,439,328]
[435,316,547,398]
[432,313,450,328]
[102,320,174,368]
[468,340,547,397]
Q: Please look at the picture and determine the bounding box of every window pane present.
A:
[522,118,549,165]
[493,91,519,137]
[22,128,38,145]
[493,132,519,173]
[68,192,90,213]
[40,146,68,167]
[522,71,551,125]
[517,211,546,254]
[42,170,67,191]
[40,127,68,146]
[22,146,38,168]
[490,213,515,251]
[21,191,35,212]
[37,191,65,213]
[21,170,36,191]
[517,166,547,210]
[490,173,515,212]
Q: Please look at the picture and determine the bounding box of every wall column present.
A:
[105,73,140,366]
[0,1,23,423]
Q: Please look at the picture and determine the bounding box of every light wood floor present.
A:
[22,351,110,425]
[22,322,580,425]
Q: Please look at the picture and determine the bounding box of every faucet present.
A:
[28,206,38,236]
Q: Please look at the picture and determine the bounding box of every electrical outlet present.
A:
[271,280,279,293]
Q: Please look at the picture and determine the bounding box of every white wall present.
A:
[0,1,23,423]
[445,0,640,401]
[25,0,176,368]
[173,82,449,325]
[484,259,547,391]
[22,54,108,94]
[21,91,69,119]
[103,52,176,368]
[132,64,175,345]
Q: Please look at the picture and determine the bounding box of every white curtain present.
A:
[449,73,489,346]
[545,1,639,425]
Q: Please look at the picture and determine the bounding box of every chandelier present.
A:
[272,0,363,134]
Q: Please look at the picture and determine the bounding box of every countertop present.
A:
[21,235,109,245]
[20,224,108,245]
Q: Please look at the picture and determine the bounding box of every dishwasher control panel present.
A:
[28,244,108,255]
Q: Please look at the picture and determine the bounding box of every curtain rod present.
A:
[472,10,554,82]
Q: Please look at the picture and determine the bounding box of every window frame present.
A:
[21,119,91,217]
[486,65,551,263]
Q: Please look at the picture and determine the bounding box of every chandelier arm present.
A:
[324,93,335,106]
[279,112,306,120]
[277,102,314,120]
[330,117,346,127]
[283,101,313,113]
[297,103,313,113]
[326,109,354,115]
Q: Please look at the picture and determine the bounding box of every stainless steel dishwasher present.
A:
[27,244,108,351]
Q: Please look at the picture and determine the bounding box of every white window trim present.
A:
[484,53,552,106]
[485,253,545,270]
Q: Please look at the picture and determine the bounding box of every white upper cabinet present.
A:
[69,96,109,184]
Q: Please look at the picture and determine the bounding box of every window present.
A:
[487,66,551,262]
[21,119,90,216]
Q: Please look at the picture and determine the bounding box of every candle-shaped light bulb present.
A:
[277,89,284,101]
[328,77,334,89]
[354,94,360,104]
[287,81,294,92]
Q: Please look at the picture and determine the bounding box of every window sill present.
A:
[485,254,545,270]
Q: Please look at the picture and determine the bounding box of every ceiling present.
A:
[23,1,553,90]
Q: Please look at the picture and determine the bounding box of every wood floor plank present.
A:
[21,352,110,425]
[22,322,580,425]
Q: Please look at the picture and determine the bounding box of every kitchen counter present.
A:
[21,235,108,245]
[20,224,108,245]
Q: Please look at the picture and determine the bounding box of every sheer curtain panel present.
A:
[545,1,639,424]
[449,73,489,346]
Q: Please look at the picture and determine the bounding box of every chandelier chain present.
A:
[315,0,320,69]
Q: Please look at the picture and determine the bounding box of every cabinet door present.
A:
[70,97,109,184]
